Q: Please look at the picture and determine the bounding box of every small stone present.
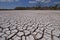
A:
[32,32,37,35]
[10,26,16,30]
[36,29,40,32]
[39,24,42,27]
[23,26,27,30]
[29,35,34,40]
[3,28,9,32]
[13,36,21,40]
[31,28,35,32]
[11,29,17,33]
[27,23,32,25]
[13,35,20,39]
[26,36,30,40]
[24,30,30,35]
[17,27,23,31]
[22,36,25,40]
[2,34,8,37]
[40,28,44,31]
[17,32,24,36]
[5,31,10,35]
[27,26,33,30]
[39,30,43,34]
[36,33,42,39]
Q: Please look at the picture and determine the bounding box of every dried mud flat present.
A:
[0,10,60,40]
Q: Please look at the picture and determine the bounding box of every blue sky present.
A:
[0,0,60,9]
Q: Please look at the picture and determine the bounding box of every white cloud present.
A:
[36,0,51,3]
[29,1,37,3]
[29,0,51,3]
[36,0,45,2]
[0,0,19,2]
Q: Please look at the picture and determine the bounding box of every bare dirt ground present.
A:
[0,10,60,40]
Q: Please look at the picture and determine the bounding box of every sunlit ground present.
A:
[0,10,60,40]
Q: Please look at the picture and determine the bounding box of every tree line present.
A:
[0,5,60,10]
[14,5,60,10]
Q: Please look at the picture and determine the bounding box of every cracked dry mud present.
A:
[0,11,60,40]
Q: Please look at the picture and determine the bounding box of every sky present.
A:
[0,0,60,9]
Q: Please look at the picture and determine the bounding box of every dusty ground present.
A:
[0,10,60,40]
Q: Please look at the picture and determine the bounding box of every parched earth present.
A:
[0,10,60,40]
